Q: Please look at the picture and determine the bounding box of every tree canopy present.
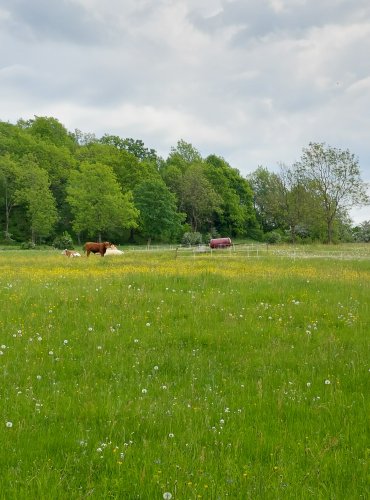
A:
[0,117,368,245]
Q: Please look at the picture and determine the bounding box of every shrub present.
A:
[20,241,36,249]
[182,232,203,246]
[264,231,282,244]
[53,231,74,249]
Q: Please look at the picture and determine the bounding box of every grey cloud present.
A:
[188,0,370,43]
[0,0,106,44]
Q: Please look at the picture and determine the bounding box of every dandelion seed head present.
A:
[163,493,172,500]
[325,379,331,385]
[6,421,13,428]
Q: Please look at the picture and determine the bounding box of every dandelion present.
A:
[1,344,6,349]
[6,421,13,428]
[97,345,102,350]
[88,327,93,332]
[325,379,331,385]
[163,493,172,500]
[36,375,42,380]
[306,382,311,387]
[134,339,139,343]
[63,339,68,345]
[141,388,147,394]
[48,351,54,356]
[168,433,174,438]
[37,336,42,341]
[146,322,151,327]
[153,365,159,371]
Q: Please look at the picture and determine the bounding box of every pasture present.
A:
[0,246,369,499]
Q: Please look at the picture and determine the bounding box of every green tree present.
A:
[166,140,202,171]
[100,135,158,163]
[76,143,160,193]
[0,154,21,239]
[15,156,58,243]
[66,162,139,240]
[205,155,257,237]
[133,179,185,244]
[352,220,370,242]
[180,164,222,232]
[297,143,369,243]
[248,167,284,232]
[17,116,76,150]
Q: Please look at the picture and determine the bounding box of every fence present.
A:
[124,243,370,261]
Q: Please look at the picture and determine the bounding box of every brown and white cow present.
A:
[62,249,81,257]
[83,241,112,257]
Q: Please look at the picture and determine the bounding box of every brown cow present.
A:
[83,241,112,257]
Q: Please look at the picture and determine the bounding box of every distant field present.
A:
[0,247,369,499]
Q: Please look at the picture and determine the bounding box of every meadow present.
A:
[0,246,369,499]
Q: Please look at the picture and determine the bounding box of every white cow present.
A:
[105,244,124,255]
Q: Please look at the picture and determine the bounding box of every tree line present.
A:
[0,116,369,247]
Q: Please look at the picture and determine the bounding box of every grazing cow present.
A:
[83,241,112,257]
[62,249,81,257]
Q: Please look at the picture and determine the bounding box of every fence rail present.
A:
[124,243,370,260]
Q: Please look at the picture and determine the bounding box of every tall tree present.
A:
[66,162,138,240]
[133,179,185,244]
[100,135,158,163]
[15,156,58,243]
[0,154,20,239]
[248,167,284,232]
[17,116,76,151]
[205,155,257,237]
[297,143,369,243]
[166,140,202,171]
[180,164,222,232]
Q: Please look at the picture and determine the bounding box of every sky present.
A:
[0,0,369,223]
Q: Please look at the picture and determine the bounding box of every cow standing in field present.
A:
[83,241,112,257]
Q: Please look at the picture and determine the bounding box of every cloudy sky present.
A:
[1,0,369,222]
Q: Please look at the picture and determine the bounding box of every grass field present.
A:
[0,246,369,499]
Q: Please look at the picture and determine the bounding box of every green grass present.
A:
[0,247,369,499]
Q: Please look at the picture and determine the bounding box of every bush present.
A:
[20,241,36,249]
[264,231,282,244]
[53,231,74,249]
[182,232,203,246]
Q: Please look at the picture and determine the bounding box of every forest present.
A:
[0,116,369,248]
